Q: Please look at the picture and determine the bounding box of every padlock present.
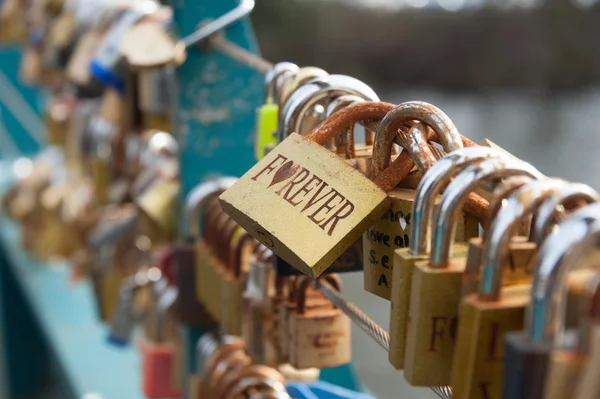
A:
[256,62,299,160]
[120,19,185,69]
[450,178,566,399]
[217,364,287,399]
[462,176,541,299]
[136,176,180,245]
[87,204,139,320]
[46,94,75,147]
[195,199,226,318]
[20,34,45,85]
[542,277,600,399]
[404,157,543,387]
[46,10,76,63]
[178,177,237,326]
[221,230,256,335]
[365,103,479,300]
[34,183,71,260]
[65,23,105,86]
[202,336,250,398]
[388,146,514,370]
[243,245,279,365]
[141,280,184,399]
[202,207,239,321]
[90,3,159,92]
[220,102,460,278]
[277,276,334,364]
[289,274,351,369]
[574,278,600,399]
[108,267,161,346]
[267,275,290,364]
[137,67,176,131]
[278,66,328,109]
[503,203,600,399]
[274,96,375,278]
[0,0,27,43]
[213,214,242,322]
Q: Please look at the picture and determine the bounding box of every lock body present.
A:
[141,339,184,399]
[542,350,586,399]
[404,251,467,386]
[451,285,529,399]
[195,241,221,322]
[503,333,551,399]
[174,242,215,326]
[219,132,389,278]
[388,250,428,369]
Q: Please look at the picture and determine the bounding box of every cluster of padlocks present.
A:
[3,1,600,399]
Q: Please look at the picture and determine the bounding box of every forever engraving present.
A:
[251,154,355,236]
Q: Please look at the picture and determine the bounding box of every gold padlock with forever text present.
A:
[220,102,453,278]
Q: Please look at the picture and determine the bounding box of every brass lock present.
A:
[135,176,180,246]
[178,177,236,326]
[120,19,185,69]
[221,230,256,336]
[288,274,351,370]
[278,276,331,364]
[365,103,477,301]
[137,68,176,131]
[243,245,278,366]
[0,0,28,44]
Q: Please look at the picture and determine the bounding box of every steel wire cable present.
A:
[316,279,452,399]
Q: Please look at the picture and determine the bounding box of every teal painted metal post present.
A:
[171,0,264,387]
[171,1,363,393]
[0,46,45,158]
[172,0,264,196]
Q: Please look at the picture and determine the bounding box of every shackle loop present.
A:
[483,176,535,240]
[183,177,237,240]
[479,179,566,302]
[264,62,299,103]
[410,147,510,256]
[526,203,600,343]
[429,157,542,268]
[532,183,600,245]
[279,74,379,141]
[372,101,464,178]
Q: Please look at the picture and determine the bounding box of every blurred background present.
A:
[2,1,600,398]
[251,1,600,398]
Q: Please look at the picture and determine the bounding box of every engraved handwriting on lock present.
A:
[250,154,356,236]
[366,210,411,270]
